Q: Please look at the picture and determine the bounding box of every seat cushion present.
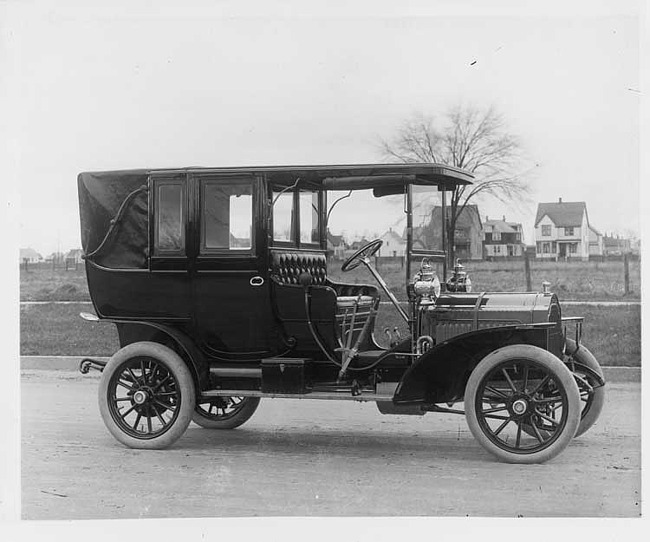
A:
[270,250,327,285]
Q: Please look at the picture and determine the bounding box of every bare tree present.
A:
[380,105,530,265]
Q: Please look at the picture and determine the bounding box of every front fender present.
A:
[393,325,552,405]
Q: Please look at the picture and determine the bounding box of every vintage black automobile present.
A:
[77,163,605,463]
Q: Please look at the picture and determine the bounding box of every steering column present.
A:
[341,239,409,324]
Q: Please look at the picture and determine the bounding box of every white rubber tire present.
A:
[465,344,581,464]
[98,342,195,449]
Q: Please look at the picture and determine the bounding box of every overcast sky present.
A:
[2,1,641,255]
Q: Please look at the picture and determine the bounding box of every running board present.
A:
[200,389,394,402]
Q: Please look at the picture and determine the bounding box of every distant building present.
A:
[45,252,66,264]
[19,247,43,264]
[377,228,405,257]
[422,205,483,261]
[65,248,85,264]
[327,230,347,259]
[602,234,631,257]
[588,225,604,257]
[483,216,525,259]
[534,199,590,261]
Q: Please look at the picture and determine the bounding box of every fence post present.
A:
[624,253,630,295]
[524,251,532,292]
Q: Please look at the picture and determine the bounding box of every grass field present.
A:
[20,257,641,302]
[19,260,641,366]
[20,264,90,301]
[329,258,641,301]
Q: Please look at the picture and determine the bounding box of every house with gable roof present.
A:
[326,229,348,259]
[412,205,484,260]
[534,198,591,261]
[483,216,525,259]
[377,228,406,257]
[588,224,604,257]
[19,247,43,264]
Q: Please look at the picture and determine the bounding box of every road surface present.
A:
[21,370,640,519]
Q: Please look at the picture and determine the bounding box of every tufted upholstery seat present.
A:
[270,251,328,285]
[270,249,380,357]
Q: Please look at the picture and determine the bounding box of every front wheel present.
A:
[98,342,196,449]
[465,345,581,464]
[192,396,260,429]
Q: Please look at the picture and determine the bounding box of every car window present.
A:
[201,179,253,251]
[154,181,185,255]
[272,190,295,243]
[299,190,320,244]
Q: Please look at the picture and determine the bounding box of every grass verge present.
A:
[20,304,119,356]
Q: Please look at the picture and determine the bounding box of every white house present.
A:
[326,230,347,259]
[19,247,43,264]
[377,228,405,257]
[534,199,590,261]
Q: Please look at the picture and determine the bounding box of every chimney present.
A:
[486,215,489,221]
[559,197,563,203]
[502,215,506,221]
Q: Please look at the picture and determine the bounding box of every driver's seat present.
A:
[269,250,380,356]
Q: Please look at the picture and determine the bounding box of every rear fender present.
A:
[393,326,551,405]
[115,322,209,391]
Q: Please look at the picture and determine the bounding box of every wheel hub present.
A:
[511,398,528,415]
[133,389,150,405]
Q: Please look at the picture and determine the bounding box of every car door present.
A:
[147,173,192,319]
[190,173,276,356]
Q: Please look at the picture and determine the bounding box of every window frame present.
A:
[152,178,187,257]
[298,188,322,248]
[271,188,297,247]
[564,226,575,236]
[198,176,255,255]
[270,185,323,248]
[541,224,551,237]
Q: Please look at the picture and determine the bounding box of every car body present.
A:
[78,163,605,463]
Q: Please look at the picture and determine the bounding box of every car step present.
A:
[200,389,394,402]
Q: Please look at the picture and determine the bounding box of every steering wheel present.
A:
[341,239,383,272]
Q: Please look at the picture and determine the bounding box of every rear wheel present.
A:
[98,342,195,449]
[565,339,605,438]
[465,345,581,464]
[192,397,260,429]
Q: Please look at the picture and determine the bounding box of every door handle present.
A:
[250,276,265,287]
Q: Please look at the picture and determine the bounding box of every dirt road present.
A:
[21,370,640,519]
